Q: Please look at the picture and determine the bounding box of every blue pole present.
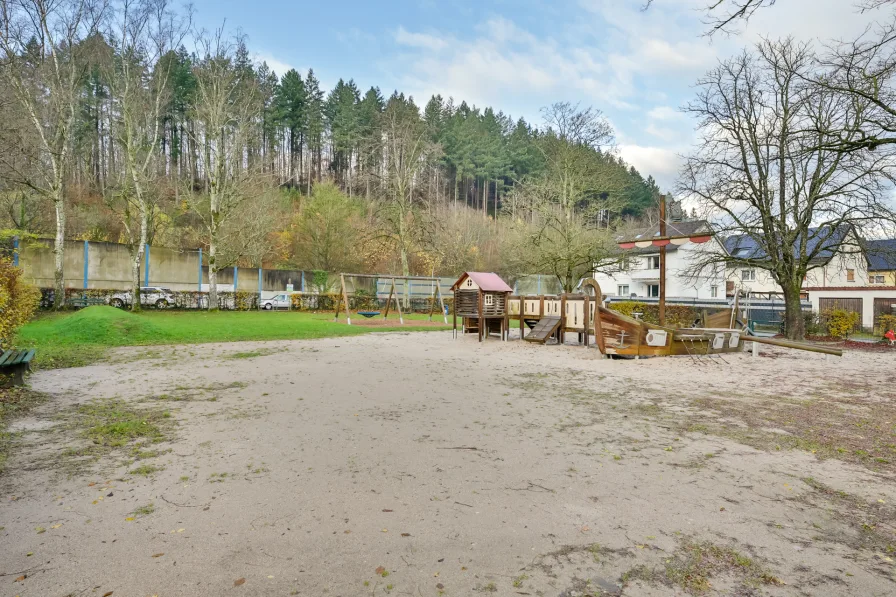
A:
[300,271,305,292]
[257,267,262,295]
[144,243,150,286]
[198,248,202,291]
[12,236,19,267]
[233,266,238,291]
[83,240,89,289]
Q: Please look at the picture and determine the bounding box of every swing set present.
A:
[333,273,449,326]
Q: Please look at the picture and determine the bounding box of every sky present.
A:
[187,0,889,190]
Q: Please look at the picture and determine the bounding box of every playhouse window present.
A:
[466,279,473,287]
[484,294,494,306]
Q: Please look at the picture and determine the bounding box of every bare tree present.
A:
[102,0,188,310]
[678,38,896,339]
[504,105,629,293]
[188,28,264,309]
[0,0,107,307]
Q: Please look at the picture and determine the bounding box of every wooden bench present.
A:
[67,296,107,309]
[0,349,35,386]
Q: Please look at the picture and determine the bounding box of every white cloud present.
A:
[395,26,448,51]
[618,144,683,189]
[253,52,297,77]
[647,106,684,121]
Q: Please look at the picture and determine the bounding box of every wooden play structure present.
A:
[450,270,841,358]
[506,278,842,358]
[451,272,513,341]
[334,274,448,325]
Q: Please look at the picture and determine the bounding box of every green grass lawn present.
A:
[17,306,450,369]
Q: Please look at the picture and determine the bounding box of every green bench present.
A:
[67,296,107,308]
[0,349,35,386]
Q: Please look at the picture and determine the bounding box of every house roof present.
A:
[452,272,513,292]
[867,239,896,271]
[723,225,852,263]
[616,220,712,255]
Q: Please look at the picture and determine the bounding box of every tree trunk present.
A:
[782,280,805,340]
[130,243,143,312]
[53,193,66,310]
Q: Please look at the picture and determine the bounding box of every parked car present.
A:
[261,293,292,310]
[109,286,177,309]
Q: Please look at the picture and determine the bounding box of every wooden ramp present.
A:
[524,316,562,344]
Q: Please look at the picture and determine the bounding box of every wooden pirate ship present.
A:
[506,278,842,358]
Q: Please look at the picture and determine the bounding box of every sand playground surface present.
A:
[1,331,895,596]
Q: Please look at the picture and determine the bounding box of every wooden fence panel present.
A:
[873,297,896,331]
[818,297,863,332]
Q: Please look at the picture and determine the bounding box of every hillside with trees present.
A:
[0,0,661,308]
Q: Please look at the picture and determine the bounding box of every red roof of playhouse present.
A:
[452,272,513,292]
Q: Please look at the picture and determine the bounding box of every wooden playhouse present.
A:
[451,272,513,341]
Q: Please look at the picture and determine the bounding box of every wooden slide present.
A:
[524,316,562,344]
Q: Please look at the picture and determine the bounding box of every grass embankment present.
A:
[18,306,449,369]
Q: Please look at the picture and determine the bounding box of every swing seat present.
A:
[358,311,381,318]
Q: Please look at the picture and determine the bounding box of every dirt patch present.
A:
[1,334,895,596]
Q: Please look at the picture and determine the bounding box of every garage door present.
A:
[818,297,863,333]
[873,297,896,331]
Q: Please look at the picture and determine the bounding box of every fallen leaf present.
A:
[375,566,386,575]
[152,553,164,558]
[125,517,135,522]
[381,528,388,533]
[88,482,96,487]
[400,533,410,537]
[436,583,444,589]
[15,575,25,582]
[102,592,113,597]
[382,509,393,512]
[433,571,440,577]
[26,552,33,557]
[234,578,246,587]
[177,528,185,533]
[461,566,467,571]
[92,500,98,505]
[35,527,45,534]
[51,524,62,529]
[267,575,274,579]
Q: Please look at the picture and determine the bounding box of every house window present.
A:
[618,285,629,296]
[846,269,855,282]
[648,284,659,298]
[871,275,885,284]
[484,294,494,306]
[646,256,660,270]
[741,269,756,281]
[710,285,718,298]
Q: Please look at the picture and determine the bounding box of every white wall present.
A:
[807,288,896,328]
[595,241,724,300]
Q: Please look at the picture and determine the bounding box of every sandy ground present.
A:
[1,331,895,597]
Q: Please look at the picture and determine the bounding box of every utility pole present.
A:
[659,195,666,327]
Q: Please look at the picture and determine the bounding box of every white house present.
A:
[594,220,726,300]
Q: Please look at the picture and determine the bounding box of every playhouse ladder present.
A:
[524,316,563,344]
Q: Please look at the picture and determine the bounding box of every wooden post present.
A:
[452,288,457,338]
[393,278,404,324]
[504,293,509,341]
[560,294,566,345]
[478,291,484,342]
[519,296,525,339]
[384,279,394,319]
[659,194,667,327]
[428,283,437,321]
[437,285,448,324]
[341,273,352,325]
[583,295,590,347]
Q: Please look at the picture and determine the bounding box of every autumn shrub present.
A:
[609,301,701,328]
[0,259,40,349]
[877,314,896,335]
[823,308,861,339]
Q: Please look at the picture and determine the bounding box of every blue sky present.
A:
[188,0,885,190]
